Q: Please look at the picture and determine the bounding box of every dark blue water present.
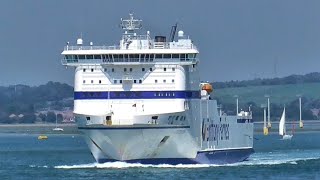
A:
[1,132,320,179]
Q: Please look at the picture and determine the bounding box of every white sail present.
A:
[279,107,286,136]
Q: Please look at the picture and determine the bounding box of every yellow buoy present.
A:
[38,135,48,140]
[263,127,269,135]
[299,121,303,128]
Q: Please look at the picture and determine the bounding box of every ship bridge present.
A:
[61,14,199,66]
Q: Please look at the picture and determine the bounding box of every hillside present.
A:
[212,82,320,105]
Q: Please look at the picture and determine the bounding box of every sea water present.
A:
[0,132,320,179]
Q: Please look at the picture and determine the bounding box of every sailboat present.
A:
[52,114,64,132]
[279,107,292,140]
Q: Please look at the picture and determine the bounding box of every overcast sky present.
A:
[1,0,320,86]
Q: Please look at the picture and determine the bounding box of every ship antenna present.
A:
[120,13,142,33]
[169,23,178,42]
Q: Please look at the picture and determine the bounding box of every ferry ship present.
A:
[61,14,254,164]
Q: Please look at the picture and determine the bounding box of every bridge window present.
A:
[139,80,142,83]
[91,80,93,84]
[83,80,85,84]
[164,68,166,71]
[120,80,122,84]
[155,79,158,83]
[172,79,175,83]
[112,68,114,72]
[155,54,162,59]
[163,54,171,59]
[104,68,107,72]
[124,68,127,72]
[83,69,86,72]
[99,80,101,84]
[180,54,186,61]
[130,68,132,72]
[142,68,145,72]
[172,68,175,71]
[163,79,166,83]
[86,55,94,59]
[172,54,179,58]
[149,68,152,71]
[91,69,94,72]
[134,80,137,83]
[94,55,101,59]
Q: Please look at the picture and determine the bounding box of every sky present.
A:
[1,0,320,86]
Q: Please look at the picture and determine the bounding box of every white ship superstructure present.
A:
[61,14,254,164]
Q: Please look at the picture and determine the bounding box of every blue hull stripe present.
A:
[74,90,200,100]
[97,148,254,165]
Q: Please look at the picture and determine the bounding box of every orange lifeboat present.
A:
[201,83,213,94]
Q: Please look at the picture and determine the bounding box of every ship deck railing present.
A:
[63,42,197,51]
[61,57,199,65]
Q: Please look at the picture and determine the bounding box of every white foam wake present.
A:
[55,161,212,169]
[53,150,320,169]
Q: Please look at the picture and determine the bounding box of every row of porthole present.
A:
[82,67,175,73]
[83,79,175,84]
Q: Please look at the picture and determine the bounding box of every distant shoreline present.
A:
[0,121,319,134]
[0,123,78,134]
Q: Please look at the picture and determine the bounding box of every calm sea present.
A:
[0,132,320,180]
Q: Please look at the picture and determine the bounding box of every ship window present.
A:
[180,116,184,121]
[86,55,94,59]
[164,68,166,71]
[124,68,127,72]
[172,54,179,58]
[112,68,114,72]
[134,80,137,83]
[91,80,93,83]
[114,80,117,83]
[120,80,122,84]
[172,79,175,83]
[193,64,195,68]
[180,54,186,61]
[176,116,179,120]
[91,69,94,72]
[99,80,101,84]
[163,79,166,83]
[94,55,101,59]
[119,54,123,59]
[108,54,112,61]
[104,68,107,72]
[86,117,90,121]
[83,69,86,72]
[65,55,72,59]
[139,80,142,83]
[155,79,158,83]
[145,54,149,61]
[130,68,132,72]
[79,55,85,59]
[155,54,162,59]
[149,68,152,71]
[163,54,171,59]
[142,68,145,72]
[113,54,119,62]
[83,80,85,84]
[172,68,175,71]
